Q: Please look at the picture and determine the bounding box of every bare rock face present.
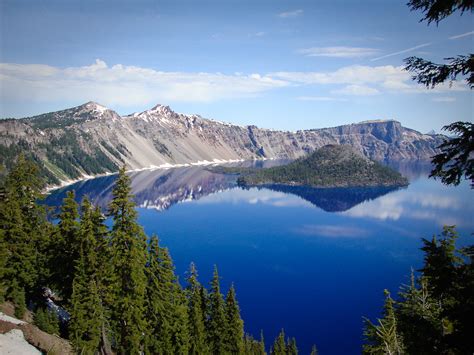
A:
[0,102,445,184]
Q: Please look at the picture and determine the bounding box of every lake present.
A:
[44,161,473,354]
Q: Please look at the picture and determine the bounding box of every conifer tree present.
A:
[224,283,244,354]
[108,167,148,354]
[243,332,266,355]
[363,290,404,355]
[145,235,174,353]
[270,329,286,355]
[286,337,298,355]
[53,190,80,301]
[259,330,266,355]
[34,307,60,335]
[186,262,208,355]
[69,198,105,354]
[0,155,49,312]
[207,265,227,354]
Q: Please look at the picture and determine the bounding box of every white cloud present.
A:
[271,65,467,95]
[296,96,348,101]
[432,96,456,102]
[0,59,289,107]
[278,9,303,18]
[370,42,432,62]
[449,31,474,40]
[298,46,379,58]
[294,224,369,238]
[332,84,380,96]
[1,60,467,110]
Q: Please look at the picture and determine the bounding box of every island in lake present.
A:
[222,145,409,188]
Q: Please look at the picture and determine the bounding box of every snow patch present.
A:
[0,312,26,325]
[0,329,42,355]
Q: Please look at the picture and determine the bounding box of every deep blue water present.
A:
[44,163,473,354]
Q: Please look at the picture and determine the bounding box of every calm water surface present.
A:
[45,162,473,354]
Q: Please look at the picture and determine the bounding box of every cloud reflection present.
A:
[341,181,471,227]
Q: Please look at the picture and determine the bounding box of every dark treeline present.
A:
[0,155,313,354]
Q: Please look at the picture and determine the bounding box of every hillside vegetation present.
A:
[237,145,409,188]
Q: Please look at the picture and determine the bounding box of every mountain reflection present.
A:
[250,184,404,212]
[44,160,404,213]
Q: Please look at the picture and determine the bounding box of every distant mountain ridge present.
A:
[0,102,445,185]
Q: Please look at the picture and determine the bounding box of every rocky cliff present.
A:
[0,102,444,185]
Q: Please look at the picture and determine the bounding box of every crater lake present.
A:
[44,161,473,354]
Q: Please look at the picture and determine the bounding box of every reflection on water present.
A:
[45,159,404,214]
[253,184,404,212]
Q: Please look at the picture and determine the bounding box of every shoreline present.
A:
[44,157,272,193]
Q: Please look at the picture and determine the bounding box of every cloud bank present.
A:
[0,60,467,111]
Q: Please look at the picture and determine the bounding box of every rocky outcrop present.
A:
[0,102,445,184]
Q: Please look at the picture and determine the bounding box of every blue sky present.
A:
[0,0,472,132]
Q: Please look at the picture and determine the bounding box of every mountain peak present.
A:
[149,104,174,115]
[81,101,109,113]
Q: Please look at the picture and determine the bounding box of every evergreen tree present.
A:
[310,344,318,355]
[259,330,266,355]
[363,290,404,355]
[0,154,49,313]
[224,283,244,354]
[207,265,226,354]
[108,167,148,354]
[186,262,208,355]
[69,198,105,354]
[396,273,444,354]
[286,337,297,355]
[270,329,286,355]
[145,235,174,354]
[34,307,60,335]
[243,332,266,355]
[53,190,80,302]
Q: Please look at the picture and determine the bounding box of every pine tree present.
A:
[108,167,148,354]
[186,262,208,355]
[243,332,266,355]
[34,307,60,335]
[270,329,286,355]
[259,330,266,355]
[0,155,49,312]
[224,283,244,354]
[207,265,226,354]
[363,290,404,355]
[396,273,443,354]
[69,198,105,354]
[53,190,80,302]
[145,235,174,353]
[286,337,298,355]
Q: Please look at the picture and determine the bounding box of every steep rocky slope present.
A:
[0,102,444,185]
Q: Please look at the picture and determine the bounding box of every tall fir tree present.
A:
[186,262,208,355]
[145,235,174,354]
[53,190,80,302]
[108,167,148,354]
[0,154,49,314]
[286,337,298,355]
[224,283,244,354]
[270,329,286,355]
[69,198,106,354]
[207,265,227,354]
[363,290,404,355]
